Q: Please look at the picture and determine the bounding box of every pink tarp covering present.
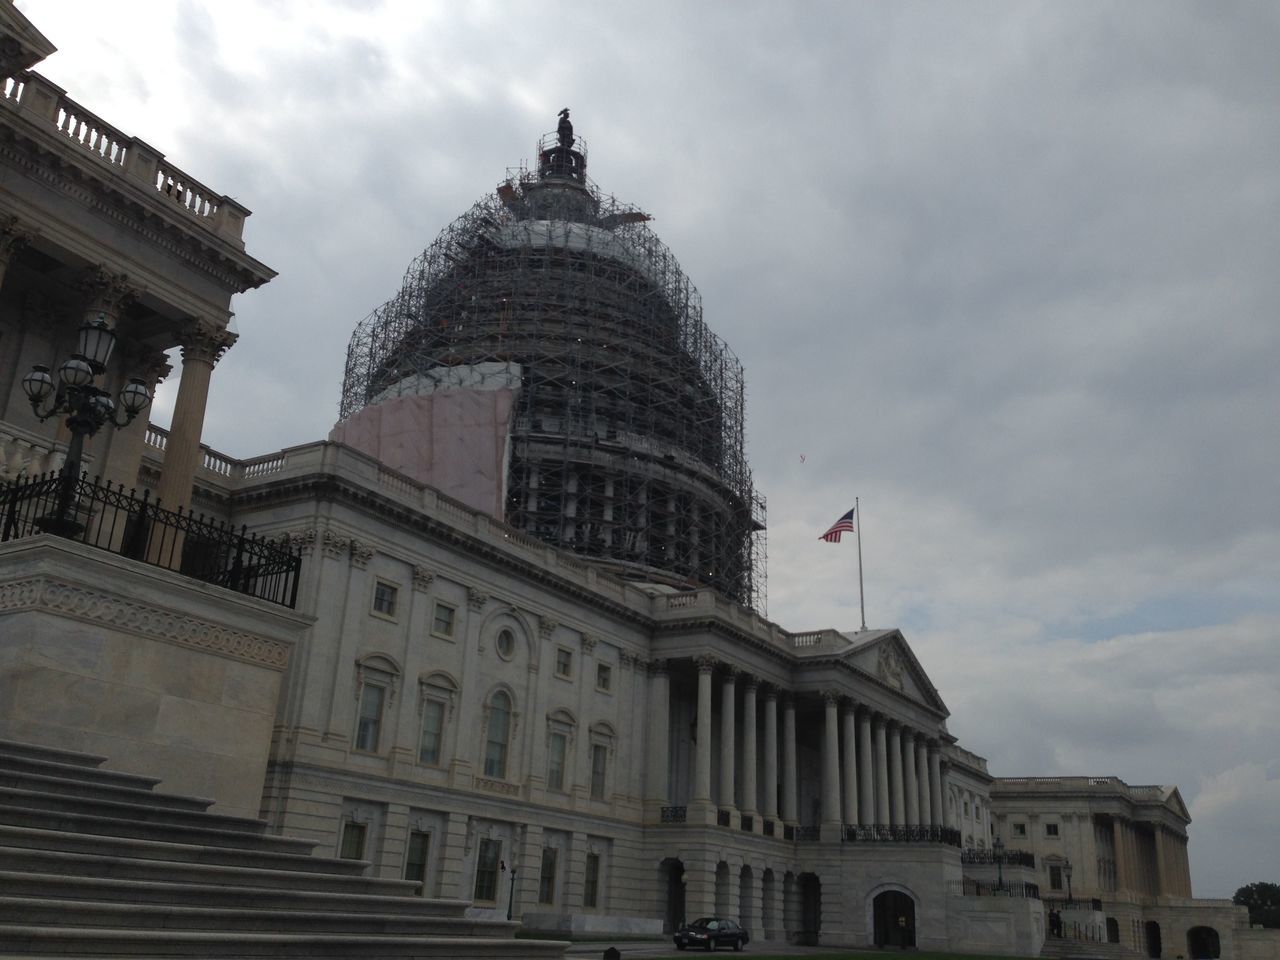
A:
[328,390,516,519]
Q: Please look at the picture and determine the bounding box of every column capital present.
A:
[762,684,780,703]
[647,657,669,677]
[177,317,237,365]
[538,617,558,641]
[821,689,841,706]
[80,265,142,323]
[0,214,37,262]
[694,654,717,675]
[741,675,759,693]
[118,340,173,387]
[721,666,740,684]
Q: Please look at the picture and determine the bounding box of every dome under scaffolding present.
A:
[339,113,765,610]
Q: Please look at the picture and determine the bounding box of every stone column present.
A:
[693,657,714,805]
[873,715,890,825]
[781,695,797,825]
[153,318,236,512]
[840,701,858,826]
[1112,818,1130,896]
[762,689,778,823]
[821,692,841,831]
[928,744,943,827]
[903,730,920,826]
[719,670,737,814]
[741,679,758,824]
[888,722,906,826]
[857,708,874,826]
[916,737,931,827]
[645,660,670,808]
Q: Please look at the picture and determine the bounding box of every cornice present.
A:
[0,575,291,669]
[0,122,274,293]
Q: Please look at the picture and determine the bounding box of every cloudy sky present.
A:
[21,1,1279,898]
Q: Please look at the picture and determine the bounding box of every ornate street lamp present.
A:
[21,313,152,535]
[1064,857,1073,906]
[993,834,1005,891]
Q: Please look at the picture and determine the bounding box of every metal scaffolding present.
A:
[340,122,766,610]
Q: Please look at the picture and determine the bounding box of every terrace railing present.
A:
[1,472,300,608]
[962,847,1036,868]
[843,824,964,847]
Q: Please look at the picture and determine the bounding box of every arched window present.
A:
[484,691,512,778]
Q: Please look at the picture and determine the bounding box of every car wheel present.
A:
[734,936,744,951]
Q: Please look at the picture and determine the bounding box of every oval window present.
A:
[496,628,516,659]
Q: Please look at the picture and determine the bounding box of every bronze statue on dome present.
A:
[557,108,573,149]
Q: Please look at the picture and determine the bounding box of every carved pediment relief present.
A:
[843,630,947,714]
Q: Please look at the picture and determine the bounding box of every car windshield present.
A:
[690,918,715,929]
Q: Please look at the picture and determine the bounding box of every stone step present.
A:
[0,768,214,812]
[0,926,569,958]
[0,785,275,834]
[0,738,109,770]
[0,823,365,876]
[0,748,164,791]
[0,846,418,897]
[0,802,317,854]
[0,896,519,938]
[0,870,467,916]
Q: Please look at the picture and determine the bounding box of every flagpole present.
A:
[856,496,866,631]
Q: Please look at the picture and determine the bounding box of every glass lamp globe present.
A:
[77,314,117,371]
[119,378,152,416]
[58,356,94,387]
[22,364,55,402]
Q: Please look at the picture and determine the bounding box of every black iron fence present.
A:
[843,824,963,846]
[962,847,1036,867]
[947,879,1041,898]
[1,472,301,609]
[660,806,687,823]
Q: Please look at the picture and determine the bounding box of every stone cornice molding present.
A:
[0,575,290,669]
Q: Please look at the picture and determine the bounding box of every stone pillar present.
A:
[888,721,905,826]
[645,660,670,808]
[781,695,797,825]
[719,670,737,814]
[514,823,541,915]
[101,343,171,489]
[903,730,920,827]
[821,692,841,831]
[840,701,858,826]
[916,737,931,827]
[741,679,758,823]
[1112,818,1129,896]
[153,318,236,512]
[928,744,943,827]
[873,715,889,825]
[857,709,874,826]
[693,657,714,805]
[762,690,778,822]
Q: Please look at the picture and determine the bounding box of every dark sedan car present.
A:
[673,917,749,951]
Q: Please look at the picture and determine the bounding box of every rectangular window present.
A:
[355,684,384,752]
[555,648,573,679]
[590,743,607,800]
[1049,864,1063,891]
[432,602,456,638]
[583,851,600,908]
[474,838,500,901]
[547,732,567,792]
[372,580,398,618]
[1012,822,1027,837]
[596,663,612,692]
[1046,823,1059,837]
[405,830,430,893]
[963,801,970,817]
[419,700,445,765]
[339,820,366,860]
[538,847,557,905]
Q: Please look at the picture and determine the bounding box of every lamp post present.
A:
[1064,858,1073,907]
[21,313,152,535]
[993,834,1005,892]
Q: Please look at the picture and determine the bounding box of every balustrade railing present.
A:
[660,806,687,824]
[794,826,820,841]
[1,472,300,608]
[947,879,1040,899]
[962,847,1036,867]
[843,824,963,846]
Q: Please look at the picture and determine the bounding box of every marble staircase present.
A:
[0,738,567,958]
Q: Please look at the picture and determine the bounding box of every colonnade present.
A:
[648,657,948,831]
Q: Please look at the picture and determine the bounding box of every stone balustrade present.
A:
[0,426,67,480]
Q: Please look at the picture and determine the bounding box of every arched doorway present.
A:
[798,873,821,946]
[1187,926,1221,959]
[1145,920,1162,958]
[760,869,775,940]
[739,866,755,933]
[873,889,916,948]
[1106,916,1120,943]
[715,861,731,916]
[661,858,685,934]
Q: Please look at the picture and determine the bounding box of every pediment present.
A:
[842,629,948,715]
[1165,786,1191,823]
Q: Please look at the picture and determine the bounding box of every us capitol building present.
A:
[0,5,1273,958]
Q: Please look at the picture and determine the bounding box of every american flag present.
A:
[820,507,856,543]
